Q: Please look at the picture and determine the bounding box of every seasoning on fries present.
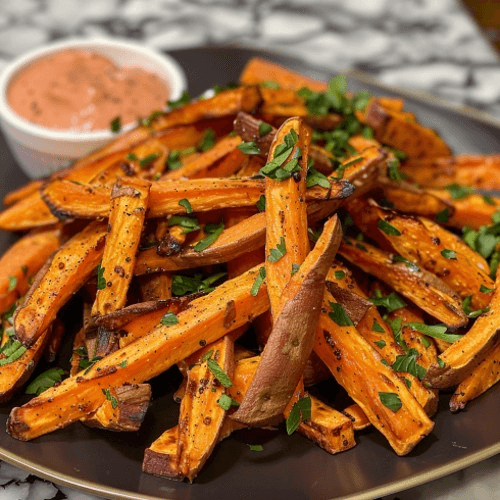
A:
[0,56,499,482]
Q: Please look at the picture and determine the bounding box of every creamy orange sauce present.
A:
[7,50,170,131]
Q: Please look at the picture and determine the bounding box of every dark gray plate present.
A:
[0,46,499,500]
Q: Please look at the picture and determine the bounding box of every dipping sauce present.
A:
[7,50,170,132]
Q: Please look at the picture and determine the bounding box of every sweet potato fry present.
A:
[138,273,172,302]
[343,404,371,431]
[329,264,438,415]
[348,198,494,310]
[363,98,451,159]
[175,336,234,482]
[92,178,150,317]
[339,237,468,329]
[401,154,500,190]
[233,216,342,426]
[14,221,107,347]
[314,290,434,456]
[134,212,266,275]
[0,228,60,315]
[450,340,500,412]
[42,177,354,220]
[7,265,269,441]
[425,271,500,389]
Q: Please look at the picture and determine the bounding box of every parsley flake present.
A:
[378,219,402,236]
[110,116,121,133]
[286,396,311,435]
[248,444,264,452]
[441,249,457,259]
[259,122,273,137]
[268,237,287,263]
[7,276,17,292]
[193,222,224,252]
[160,312,179,326]
[102,388,118,409]
[250,267,266,297]
[178,198,193,213]
[238,141,261,155]
[480,284,495,294]
[96,264,106,290]
[372,320,385,333]
[256,195,266,212]
[406,322,462,343]
[445,183,474,200]
[26,368,65,395]
[167,91,191,109]
[328,302,354,326]
[379,392,402,413]
[217,393,240,410]
[207,359,233,388]
[370,290,406,313]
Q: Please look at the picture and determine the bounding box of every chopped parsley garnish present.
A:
[379,392,402,413]
[328,302,354,327]
[7,276,17,292]
[248,444,264,452]
[392,349,426,380]
[139,152,161,168]
[193,222,224,252]
[21,265,28,276]
[436,207,451,223]
[387,317,407,352]
[260,81,280,89]
[110,116,121,133]
[334,270,346,280]
[268,236,287,263]
[256,195,266,212]
[378,219,402,236]
[372,320,385,333]
[259,122,273,136]
[213,83,238,95]
[250,267,266,297]
[291,263,300,276]
[207,359,233,388]
[306,167,330,189]
[374,339,386,348]
[102,388,118,409]
[441,249,457,260]
[286,396,311,435]
[96,264,106,290]
[237,141,261,155]
[118,360,128,368]
[445,183,474,200]
[217,394,240,410]
[167,215,200,234]
[160,312,179,326]
[480,284,495,294]
[387,159,404,181]
[259,130,301,181]
[406,322,462,343]
[0,339,26,366]
[462,295,489,319]
[171,272,226,296]
[178,198,193,213]
[25,368,65,396]
[167,91,191,109]
[127,153,138,161]
[198,129,216,152]
[483,195,495,206]
[437,358,446,368]
[167,150,182,170]
[370,289,406,313]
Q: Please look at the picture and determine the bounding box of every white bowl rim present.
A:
[0,37,187,142]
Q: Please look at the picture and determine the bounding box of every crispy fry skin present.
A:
[363,99,451,159]
[401,154,500,190]
[92,178,150,317]
[348,198,493,310]
[339,237,468,330]
[450,340,500,412]
[135,212,266,275]
[7,266,269,441]
[138,273,172,301]
[0,228,60,315]
[425,272,500,389]
[176,336,234,482]
[343,404,371,431]
[314,291,434,456]
[83,383,151,431]
[14,221,107,347]
[233,216,342,426]
[42,178,354,220]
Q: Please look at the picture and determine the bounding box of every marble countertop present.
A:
[0,0,499,499]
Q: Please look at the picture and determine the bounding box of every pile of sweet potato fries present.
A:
[0,57,499,482]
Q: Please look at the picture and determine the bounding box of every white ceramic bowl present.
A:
[0,38,187,179]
